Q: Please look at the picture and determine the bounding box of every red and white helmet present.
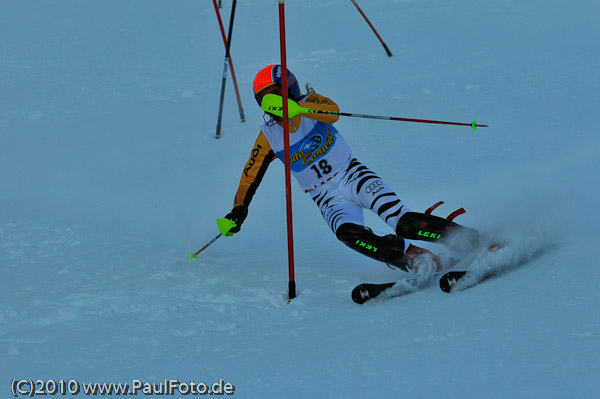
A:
[253,64,301,105]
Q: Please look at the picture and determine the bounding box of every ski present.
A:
[351,282,395,304]
[439,270,467,293]
[438,245,506,293]
[439,264,508,293]
[352,243,502,303]
[351,252,464,304]
[351,261,458,304]
[351,266,457,304]
[438,242,552,293]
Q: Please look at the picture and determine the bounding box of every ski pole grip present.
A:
[216,218,237,237]
[261,94,307,118]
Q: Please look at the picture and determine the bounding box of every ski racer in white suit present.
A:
[223,64,481,272]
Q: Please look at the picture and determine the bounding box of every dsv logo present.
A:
[365,179,384,195]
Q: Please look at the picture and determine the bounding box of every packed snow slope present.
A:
[2,0,599,398]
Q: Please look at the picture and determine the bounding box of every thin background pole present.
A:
[350,0,393,57]
[215,0,238,138]
[212,0,245,124]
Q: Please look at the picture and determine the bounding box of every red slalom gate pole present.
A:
[212,0,245,124]
[278,0,296,302]
[350,0,393,57]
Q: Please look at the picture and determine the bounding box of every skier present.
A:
[222,64,481,273]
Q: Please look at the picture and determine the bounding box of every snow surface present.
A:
[2,0,599,397]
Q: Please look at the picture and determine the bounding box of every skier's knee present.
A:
[336,223,409,270]
[336,223,382,249]
[336,223,365,242]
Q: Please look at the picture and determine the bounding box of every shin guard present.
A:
[396,212,480,252]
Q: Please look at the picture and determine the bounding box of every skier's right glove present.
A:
[261,94,304,118]
[223,205,248,235]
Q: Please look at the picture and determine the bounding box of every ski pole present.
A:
[189,219,238,260]
[189,233,222,260]
[350,0,393,57]
[261,94,488,130]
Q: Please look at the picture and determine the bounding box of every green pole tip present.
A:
[189,252,198,260]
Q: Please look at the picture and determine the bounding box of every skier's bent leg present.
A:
[395,212,480,252]
[336,223,415,271]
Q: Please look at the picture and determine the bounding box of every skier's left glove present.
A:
[222,205,248,235]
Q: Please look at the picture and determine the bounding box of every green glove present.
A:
[216,219,237,237]
[219,206,248,236]
[261,94,309,119]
